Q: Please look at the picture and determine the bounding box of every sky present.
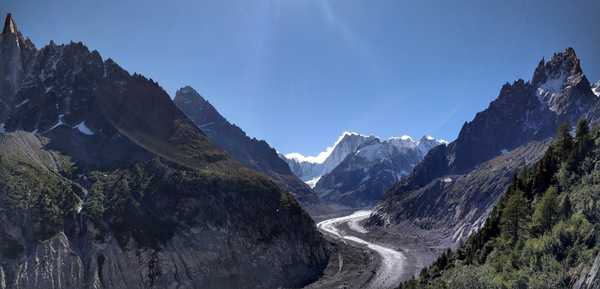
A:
[3,0,600,157]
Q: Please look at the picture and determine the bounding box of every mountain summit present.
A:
[0,13,35,123]
[174,85,319,204]
[532,47,596,119]
[2,13,17,35]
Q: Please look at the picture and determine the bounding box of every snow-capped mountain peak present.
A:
[593,81,600,97]
[284,131,374,164]
[304,133,446,206]
[283,131,376,181]
[532,48,593,114]
[282,131,446,198]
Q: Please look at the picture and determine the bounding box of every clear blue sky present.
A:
[3,0,600,156]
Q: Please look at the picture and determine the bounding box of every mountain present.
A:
[399,121,600,289]
[315,135,446,207]
[369,48,600,246]
[284,132,377,185]
[283,132,444,207]
[593,80,600,97]
[173,86,318,205]
[0,13,35,124]
[0,13,328,289]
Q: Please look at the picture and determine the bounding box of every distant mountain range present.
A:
[0,13,327,289]
[368,47,600,246]
[283,132,446,207]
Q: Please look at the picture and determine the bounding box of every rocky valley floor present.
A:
[304,209,443,289]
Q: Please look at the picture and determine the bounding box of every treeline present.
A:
[400,119,600,289]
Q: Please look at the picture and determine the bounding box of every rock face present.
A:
[574,254,600,289]
[173,86,318,205]
[369,48,600,245]
[0,14,328,289]
[283,132,444,207]
[0,13,35,123]
[315,136,445,207]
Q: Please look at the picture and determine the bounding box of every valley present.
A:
[1,3,600,289]
[317,210,411,289]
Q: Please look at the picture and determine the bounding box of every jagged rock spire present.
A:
[532,47,583,87]
[3,13,17,35]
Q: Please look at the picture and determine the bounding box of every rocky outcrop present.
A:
[173,86,319,205]
[0,13,328,289]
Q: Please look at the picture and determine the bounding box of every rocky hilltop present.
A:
[369,48,600,246]
[0,13,328,289]
[174,86,319,205]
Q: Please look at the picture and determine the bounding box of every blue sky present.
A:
[3,0,600,156]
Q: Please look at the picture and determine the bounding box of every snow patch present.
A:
[285,131,369,164]
[73,121,94,136]
[593,81,600,97]
[305,176,321,188]
[48,114,66,130]
[536,71,568,112]
[442,177,453,183]
[15,99,29,108]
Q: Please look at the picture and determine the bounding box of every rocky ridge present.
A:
[174,85,319,205]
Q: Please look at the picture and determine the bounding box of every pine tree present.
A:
[560,194,572,220]
[575,119,590,142]
[531,186,558,235]
[574,118,592,163]
[555,123,574,161]
[501,190,529,244]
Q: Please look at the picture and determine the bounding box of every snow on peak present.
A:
[388,135,413,142]
[306,176,321,189]
[284,152,328,164]
[593,81,600,97]
[283,130,445,186]
[285,131,373,164]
